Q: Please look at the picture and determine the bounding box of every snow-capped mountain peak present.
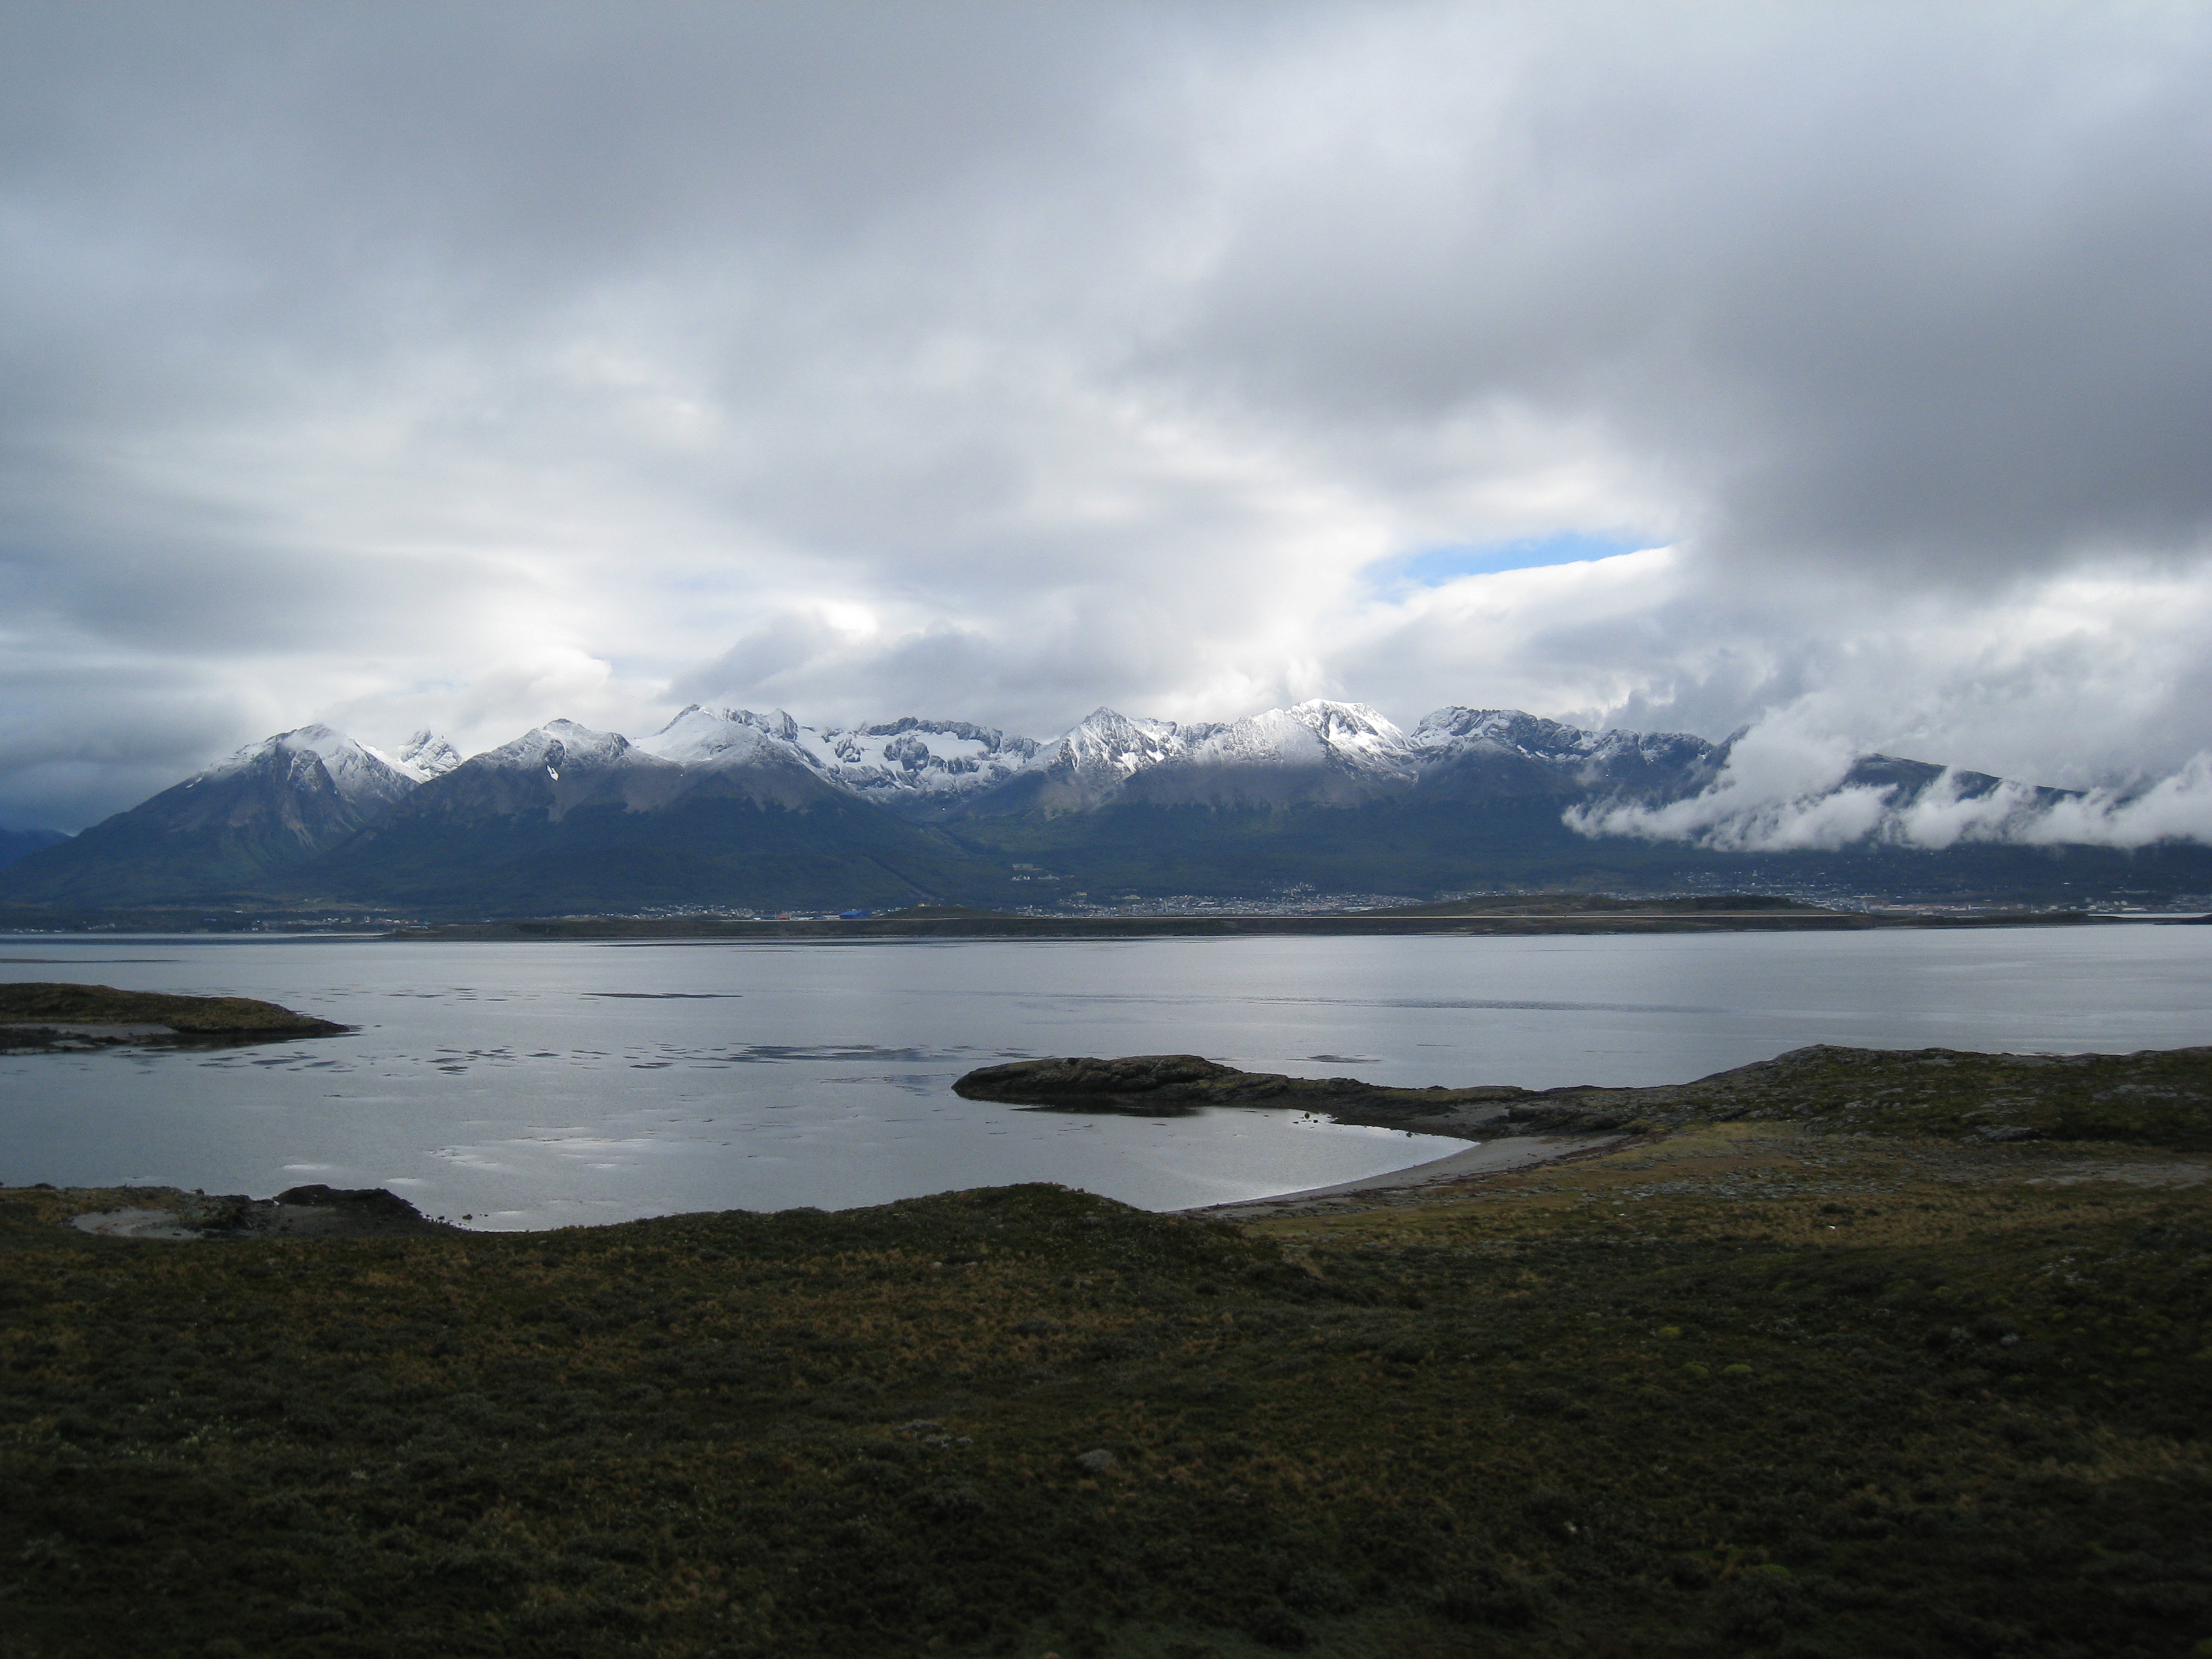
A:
[391,729,464,780]
[479,718,637,781]
[1043,708,1187,777]
[1408,706,1727,802]
[1204,700,1419,774]
[1413,706,1595,758]
[794,716,1038,810]
[145,697,1732,836]
[203,723,422,812]
[636,705,810,767]
[1287,698,1412,751]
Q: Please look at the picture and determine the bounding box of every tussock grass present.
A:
[3,1118,2209,1656]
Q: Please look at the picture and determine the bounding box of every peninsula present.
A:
[4,1041,2207,1656]
[953,1042,2212,1148]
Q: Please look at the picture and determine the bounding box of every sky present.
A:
[3,1,2210,838]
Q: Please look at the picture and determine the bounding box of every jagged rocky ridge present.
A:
[589,699,1746,819]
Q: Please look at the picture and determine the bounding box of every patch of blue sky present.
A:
[1372,530,1656,591]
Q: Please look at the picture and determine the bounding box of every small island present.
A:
[0,980,346,1053]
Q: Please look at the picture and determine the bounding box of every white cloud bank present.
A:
[2,3,2211,830]
[1573,724,2212,854]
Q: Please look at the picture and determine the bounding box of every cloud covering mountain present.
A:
[2,3,2209,834]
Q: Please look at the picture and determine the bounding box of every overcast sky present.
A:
[3,1,2210,833]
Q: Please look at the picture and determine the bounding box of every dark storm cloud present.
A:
[2,1,2209,830]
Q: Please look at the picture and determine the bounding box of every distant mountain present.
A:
[3,699,2204,916]
[0,724,459,905]
[394,729,464,779]
[961,701,1423,815]
[0,827,66,870]
[798,714,1040,815]
[316,715,1002,914]
[1409,707,1732,801]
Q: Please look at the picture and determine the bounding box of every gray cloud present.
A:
[2,1,2209,831]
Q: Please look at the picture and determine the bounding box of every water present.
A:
[3,925,2208,1228]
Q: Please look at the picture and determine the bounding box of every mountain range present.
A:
[3,700,2206,917]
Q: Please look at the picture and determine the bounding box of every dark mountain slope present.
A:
[313,794,1019,917]
[295,715,1021,916]
[0,827,65,871]
[7,701,2203,918]
[943,797,2212,907]
[0,729,421,906]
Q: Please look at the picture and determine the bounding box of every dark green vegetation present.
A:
[0,981,344,1048]
[950,1044,2212,1153]
[4,1047,2210,1657]
[1521,1044,2212,1152]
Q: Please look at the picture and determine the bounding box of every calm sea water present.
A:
[3,926,2208,1229]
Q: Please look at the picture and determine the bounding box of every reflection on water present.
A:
[3,926,2209,1229]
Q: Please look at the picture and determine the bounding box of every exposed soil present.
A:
[62,1184,456,1241]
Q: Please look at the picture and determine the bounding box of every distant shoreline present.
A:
[389,907,2105,942]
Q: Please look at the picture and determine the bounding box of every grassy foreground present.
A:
[3,1096,2209,1656]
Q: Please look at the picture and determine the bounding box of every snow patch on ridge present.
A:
[636,705,1038,805]
[392,730,464,780]
[478,719,642,782]
[803,716,1039,802]
[637,705,811,767]
[1028,700,1417,783]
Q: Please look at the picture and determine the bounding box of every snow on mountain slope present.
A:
[1181,701,1420,777]
[970,707,1190,813]
[387,712,855,827]
[964,699,1423,814]
[480,718,642,779]
[25,701,1744,865]
[391,730,464,780]
[394,718,689,822]
[1412,707,1727,801]
[137,702,1719,834]
[0,722,432,902]
[636,705,1042,817]
[802,717,1040,814]
[200,724,428,815]
[636,705,813,767]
